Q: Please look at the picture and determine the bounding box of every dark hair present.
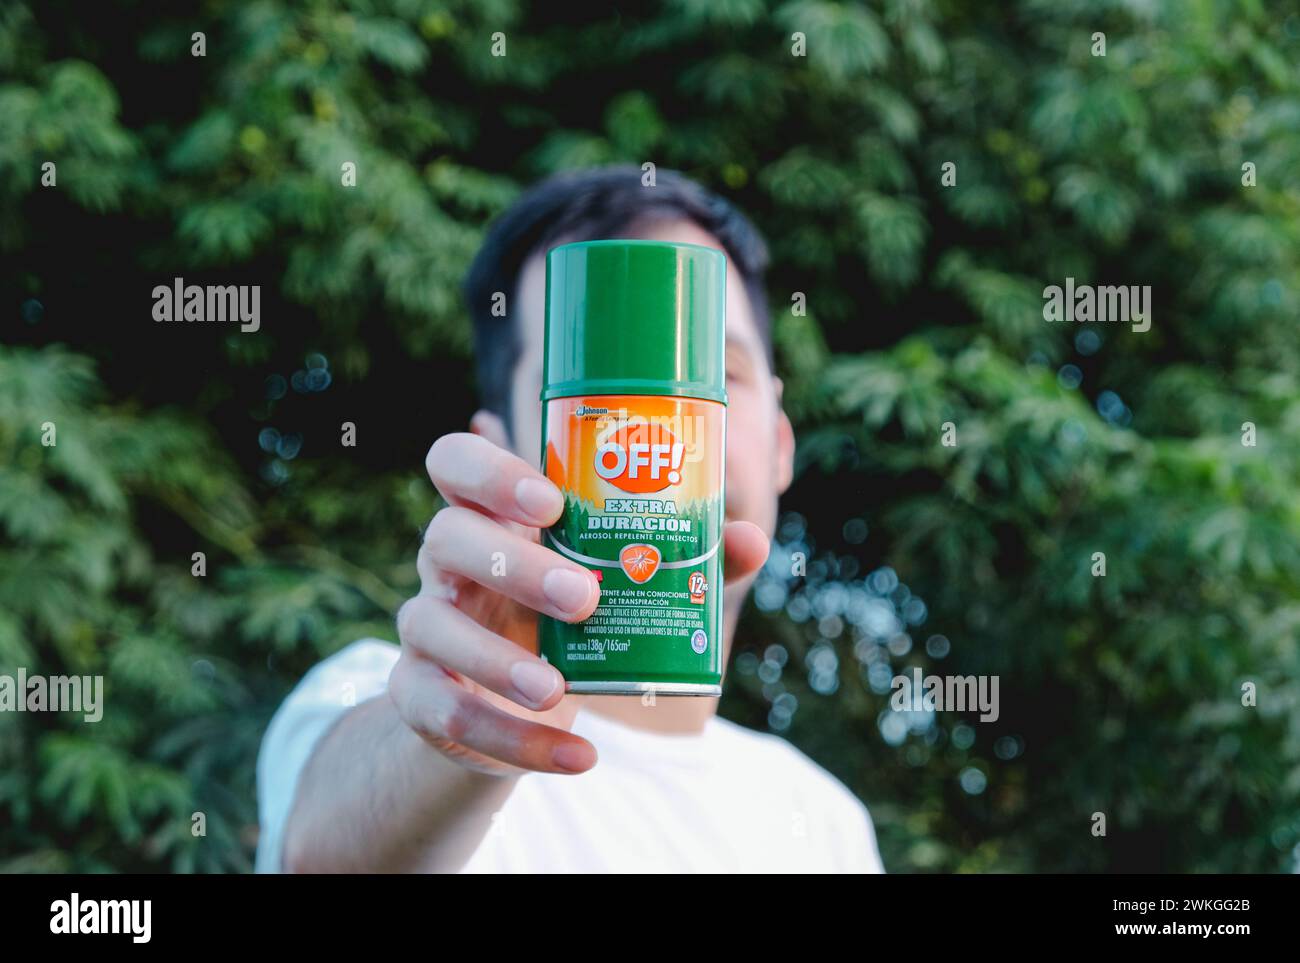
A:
[462,165,772,425]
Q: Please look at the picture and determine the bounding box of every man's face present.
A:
[502,217,795,618]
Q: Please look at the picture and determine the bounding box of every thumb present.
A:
[469,409,512,451]
[722,520,769,583]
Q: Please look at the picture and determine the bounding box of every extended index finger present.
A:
[426,432,564,528]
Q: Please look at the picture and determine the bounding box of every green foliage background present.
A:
[1,0,1298,872]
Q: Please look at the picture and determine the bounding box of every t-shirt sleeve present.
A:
[773,736,887,873]
[748,728,888,873]
[844,798,887,874]
[807,767,886,873]
[254,638,401,873]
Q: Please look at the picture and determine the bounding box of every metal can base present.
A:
[565,681,722,697]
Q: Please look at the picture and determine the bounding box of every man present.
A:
[256,165,885,873]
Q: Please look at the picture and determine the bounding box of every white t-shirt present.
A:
[256,639,885,873]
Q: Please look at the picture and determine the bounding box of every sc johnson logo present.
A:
[50,894,151,944]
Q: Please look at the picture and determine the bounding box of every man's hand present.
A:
[388,429,770,777]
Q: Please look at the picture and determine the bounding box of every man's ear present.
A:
[469,409,512,451]
[774,378,796,495]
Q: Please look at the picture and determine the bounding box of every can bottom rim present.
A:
[565,681,722,697]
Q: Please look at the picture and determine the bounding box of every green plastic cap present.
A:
[542,240,727,404]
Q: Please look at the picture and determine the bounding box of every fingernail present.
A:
[510,660,560,706]
[553,741,596,773]
[516,477,562,524]
[542,568,594,617]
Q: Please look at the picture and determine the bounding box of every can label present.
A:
[538,394,725,689]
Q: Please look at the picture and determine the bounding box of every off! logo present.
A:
[594,420,685,494]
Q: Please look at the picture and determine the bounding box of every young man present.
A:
[256,165,885,873]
